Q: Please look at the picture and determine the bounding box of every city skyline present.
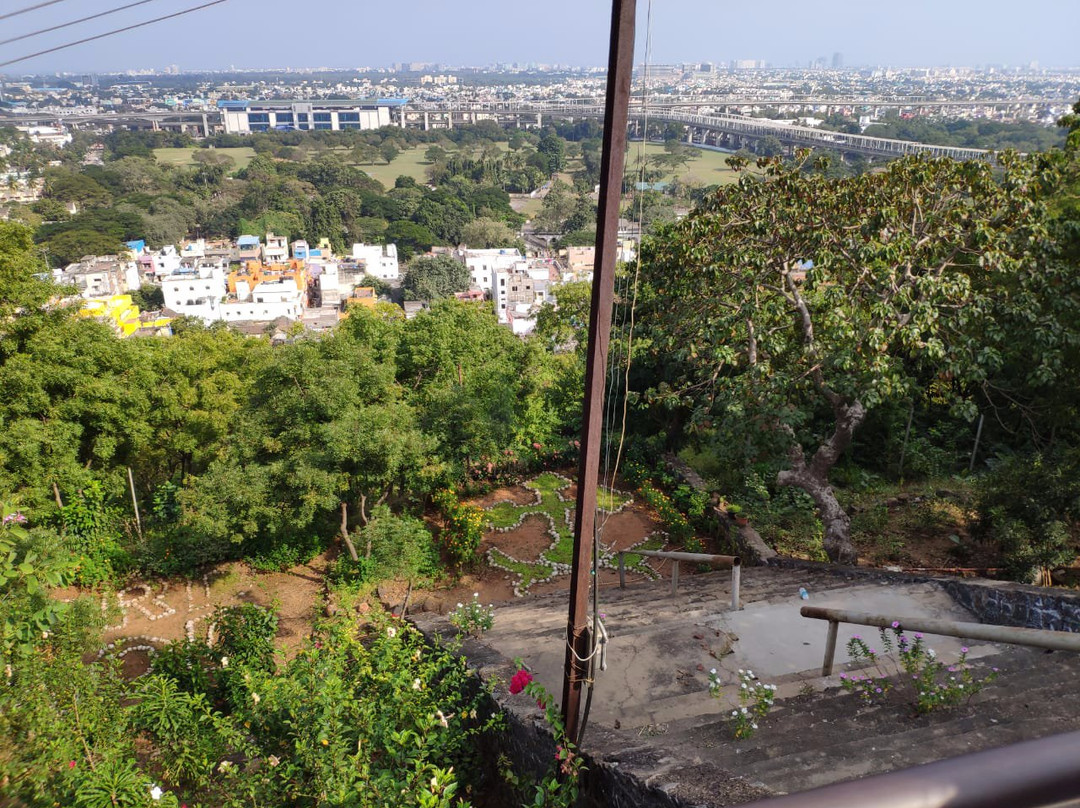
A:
[0,0,1077,75]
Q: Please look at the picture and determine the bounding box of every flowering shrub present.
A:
[502,663,583,808]
[433,489,487,569]
[841,625,999,713]
[708,667,777,739]
[449,593,495,639]
[0,502,69,662]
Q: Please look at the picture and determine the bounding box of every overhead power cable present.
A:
[0,0,229,69]
[0,0,73,22]
[0,0,162,48]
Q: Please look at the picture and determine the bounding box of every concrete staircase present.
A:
[458,565,1080,803]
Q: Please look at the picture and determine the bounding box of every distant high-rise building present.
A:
[832,52,844,69]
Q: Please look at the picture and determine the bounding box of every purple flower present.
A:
[851,634,861,640]
[2,512,27,525]
[992,667,1000,673]
[839,673,847,679]
[960,646,969,654]
[891,621,900,629]
[875,687,882,693]
[914,633,923,640]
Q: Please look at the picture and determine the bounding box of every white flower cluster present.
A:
[449,593,496,637]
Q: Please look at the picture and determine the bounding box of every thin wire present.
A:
[606,0,653,502]
[0,0,162,48]
[0,0,72,22]
[0,0,229,68]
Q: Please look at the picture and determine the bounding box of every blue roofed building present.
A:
[218,99,409,133]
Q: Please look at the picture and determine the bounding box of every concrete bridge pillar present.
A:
[201,113,209,138]
[423,112,430,131]
[536,113,542,128]
[471,111,477,124]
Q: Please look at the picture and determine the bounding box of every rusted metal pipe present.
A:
[803,606,1080,675]
[631,550,739,567]
[739,729,1080,808]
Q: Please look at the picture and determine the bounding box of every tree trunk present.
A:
[339,501,359,562]
[776,399,866,565]
[358,493,373,558]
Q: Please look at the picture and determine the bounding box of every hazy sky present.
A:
[2,0,1077,74]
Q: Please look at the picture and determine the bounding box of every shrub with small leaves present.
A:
[841,625,999,713]
[448,593,494,639]
[708,668,776,739]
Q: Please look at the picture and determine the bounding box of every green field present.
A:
[353,145,433,188]
[153,146,256,170]
[629,142,750,186]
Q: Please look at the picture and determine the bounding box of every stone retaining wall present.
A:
[767,557,1080,633]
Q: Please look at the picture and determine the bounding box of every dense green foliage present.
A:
[862,115,1066,153]
[0,222,578,577]
[0,593,499,807]
[632,131,1080,569]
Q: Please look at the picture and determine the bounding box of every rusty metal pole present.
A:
[561,0,636,745]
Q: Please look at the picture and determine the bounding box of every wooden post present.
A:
[127,467,142,540]
[822,619,840,676]
[560,0,636,747]
[731,561,741,612]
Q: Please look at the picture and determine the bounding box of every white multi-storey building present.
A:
[351,243,400,281]
[221,277,304,322]
[461,248,522,297]
[161,261,227,323]
[219,99,406,133]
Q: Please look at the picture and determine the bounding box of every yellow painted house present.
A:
[79,295,172,338]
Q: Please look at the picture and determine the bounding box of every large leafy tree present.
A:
[638,154,1056,563]
[402,255,470,302]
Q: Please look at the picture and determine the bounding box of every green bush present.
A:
[434,489,486,570]
[975,450,1080,581]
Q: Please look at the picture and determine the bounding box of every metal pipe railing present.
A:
[801,606,1080,676]
[616,550,740,610]
[739,729,1080,808]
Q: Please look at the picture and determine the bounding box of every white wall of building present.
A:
[351,243,400,281]
[464,248,522,297]
[161,262,227,323]
[221,278,303,322]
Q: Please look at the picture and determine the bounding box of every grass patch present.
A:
[627,142,756,187]
[488,548,553,589]
[620,534,666,571]
[154,146,256,170]
[353,145,432,188]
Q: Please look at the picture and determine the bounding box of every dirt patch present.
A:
[598,510,664,552]
[493,514,556,563]
[81,553,330,673]
[413,567,518,615]
[472,485,539,508]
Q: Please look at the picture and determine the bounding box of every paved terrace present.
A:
[413,565,1080,805]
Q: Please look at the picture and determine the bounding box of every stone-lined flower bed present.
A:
[481,472,650,596]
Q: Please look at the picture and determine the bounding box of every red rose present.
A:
[509,669,533,695]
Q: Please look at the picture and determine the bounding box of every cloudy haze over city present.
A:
[2,0,1077,73]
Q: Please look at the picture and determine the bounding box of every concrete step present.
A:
[654,645,1080,795]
